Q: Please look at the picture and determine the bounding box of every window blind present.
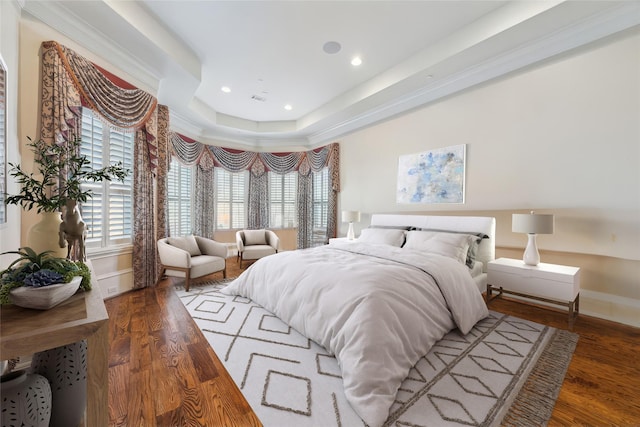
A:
[167,158,193,236]
[215,168,247,230]
[269,171,297,228]
[80,109,133,247]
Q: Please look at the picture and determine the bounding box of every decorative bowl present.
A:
[9,276,83,310]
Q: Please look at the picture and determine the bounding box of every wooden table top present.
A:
[1,287,109,359]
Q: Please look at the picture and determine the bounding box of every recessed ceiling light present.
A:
[221,86,231,93]
[284,104,293,111]
[351,56,362,67]
[323,41,341,54]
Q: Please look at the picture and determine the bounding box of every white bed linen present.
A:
[222,242,488,427]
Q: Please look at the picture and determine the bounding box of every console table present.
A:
[0,287,109,426]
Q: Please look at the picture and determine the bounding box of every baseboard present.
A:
[580,289,640,328]
[96,268,134,298]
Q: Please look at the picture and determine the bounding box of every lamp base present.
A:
[347,223,355,240]
[523,233,540,266]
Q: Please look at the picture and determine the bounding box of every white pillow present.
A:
[244,229,267,246]
[403,230,476,265]
[168,235,201,256]
[358,228,406,247]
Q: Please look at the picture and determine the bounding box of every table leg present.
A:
[87,320,109,426]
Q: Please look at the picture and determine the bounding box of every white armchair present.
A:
[236,229,280,268]
[157,235,227,291]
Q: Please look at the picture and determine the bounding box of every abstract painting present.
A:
[396,144,466,204]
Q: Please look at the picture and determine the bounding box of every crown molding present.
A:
[21,0,160,94]
[306,2,640,146]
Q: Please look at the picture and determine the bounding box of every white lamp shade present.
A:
[341,211,361,223]
[512,213,554,235]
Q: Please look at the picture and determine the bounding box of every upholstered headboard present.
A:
[369,214,497,271]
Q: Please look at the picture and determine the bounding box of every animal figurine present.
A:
[59,199,87,261]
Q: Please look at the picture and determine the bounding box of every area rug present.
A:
[176,279,578,427]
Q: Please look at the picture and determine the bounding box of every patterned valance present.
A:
[169,136,339,180]
[40,41,162,172]
[169,132,205,166]
[41,41,157,133]
[170,138,339,245]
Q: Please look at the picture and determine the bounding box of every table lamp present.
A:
[341,210,361,240]
[512,211,554,266]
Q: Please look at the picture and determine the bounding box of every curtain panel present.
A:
[194,165,215,238]
[40,41,169,289]
[167,134,340,247]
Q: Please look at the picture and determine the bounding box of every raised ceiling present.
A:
[22,1,640,148]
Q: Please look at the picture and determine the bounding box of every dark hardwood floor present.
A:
[106,260,640,426]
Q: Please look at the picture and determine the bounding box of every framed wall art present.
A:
[396,144,466,204]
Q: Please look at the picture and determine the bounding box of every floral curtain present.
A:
[194,165,215,238]
[248,158,269,229]
[40,41,168,289]
[296,158,314,249]
[168,134,340,248]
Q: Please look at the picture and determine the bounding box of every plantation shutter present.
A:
[215,168,247,230]
[80,111,105,245]
[167,158,192,236]
[107,130,133,244]
[269,172,297,229]
[80,108,133,247]
[231,172,246,229]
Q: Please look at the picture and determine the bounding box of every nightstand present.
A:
[486,258,581,327]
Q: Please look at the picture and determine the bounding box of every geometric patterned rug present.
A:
[176,279,578,427]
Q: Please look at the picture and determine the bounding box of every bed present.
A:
[368,213,496,292]
[221,214,496,427]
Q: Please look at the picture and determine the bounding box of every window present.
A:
[269,171,297,228]
[312,168,329,246]
[167,157,193,236]
[80,109,134,248]
[215,168,247,229]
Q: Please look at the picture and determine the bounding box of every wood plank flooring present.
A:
[106,262,261,427]
[106,260,640,426]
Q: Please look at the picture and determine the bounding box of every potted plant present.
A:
[0,247,91,309]
[5,137,129,257]
[6,136,129,212]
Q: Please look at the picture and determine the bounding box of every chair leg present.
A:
[185,270,191,292]
[223,267,227,279]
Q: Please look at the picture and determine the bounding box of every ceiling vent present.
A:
[251,94,266,102]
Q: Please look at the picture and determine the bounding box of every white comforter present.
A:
[221,242,488,427]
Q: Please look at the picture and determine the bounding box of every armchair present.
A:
[236,229,280,268]
[157,235,228,291]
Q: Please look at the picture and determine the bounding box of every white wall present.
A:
[338,28,640,326]
[0,1,22,267]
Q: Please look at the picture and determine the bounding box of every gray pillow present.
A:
[358,228,406,247]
